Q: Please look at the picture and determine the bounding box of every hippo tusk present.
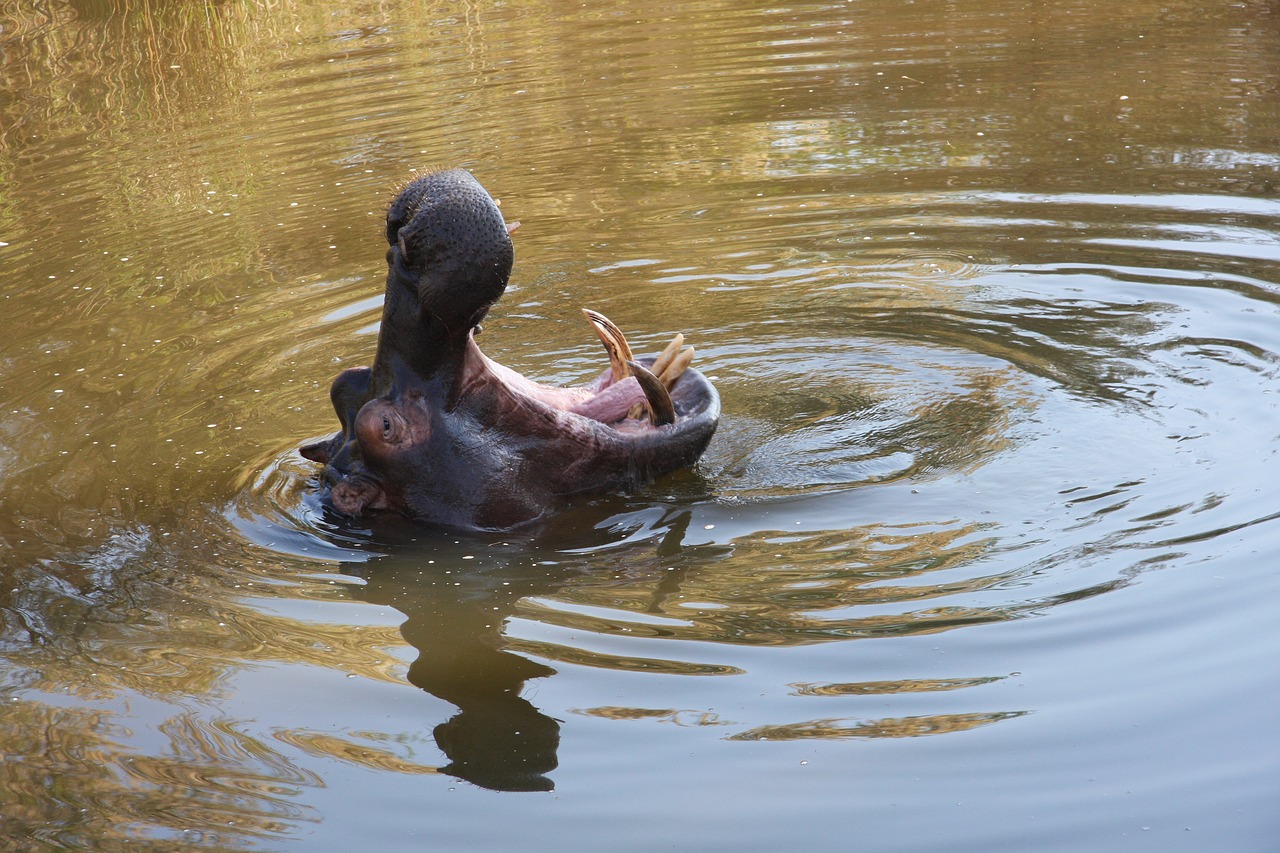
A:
[627,360,676,426]
[582,308,634,382]
[584,309,698,421]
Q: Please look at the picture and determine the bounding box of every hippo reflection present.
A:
[301,169,720,531]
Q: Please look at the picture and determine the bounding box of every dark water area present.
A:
[2,0,1279,849]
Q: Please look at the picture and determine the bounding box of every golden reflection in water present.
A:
[505,636,745,676]
[0,527,406,709]
[0,699,320,848]
[4,581,406,701]
[273,729,440,776]
[790,676,1004,696]
[728,711,1030,742]
[518,520,1002,649]
[572,707,733,726]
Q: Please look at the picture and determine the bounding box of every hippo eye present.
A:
[381,414,393,440]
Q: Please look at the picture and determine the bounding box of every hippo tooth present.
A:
[661,345,695,391]
[627,360,677,427]
[650,332,685,378]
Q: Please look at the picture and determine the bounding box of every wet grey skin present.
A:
[300,168,720,532]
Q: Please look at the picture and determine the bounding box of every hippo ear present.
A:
[329,367,373,432]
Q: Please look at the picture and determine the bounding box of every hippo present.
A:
[300,168,720,531]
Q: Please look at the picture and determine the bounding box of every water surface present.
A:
[2,0,1278,850]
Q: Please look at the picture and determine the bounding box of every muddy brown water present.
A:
[2,1,1278,849]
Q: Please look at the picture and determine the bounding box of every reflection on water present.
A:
[3,0,1280,849]
[0,699,323,848]
[355,553,570,793]
[225,501,1035,793]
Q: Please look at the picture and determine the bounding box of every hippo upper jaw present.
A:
[371,168,515,387]
[302,330,719,531]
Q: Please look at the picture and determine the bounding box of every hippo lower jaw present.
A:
[302,310,719,528]
[469,309,694,431]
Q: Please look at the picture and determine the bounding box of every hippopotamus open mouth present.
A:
[300,168,720,532]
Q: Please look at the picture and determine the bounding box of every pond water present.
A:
[2,0,1279,849]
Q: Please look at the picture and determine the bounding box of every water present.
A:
[2,0,1278,849]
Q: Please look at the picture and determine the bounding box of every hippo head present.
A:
[301,169,719,532]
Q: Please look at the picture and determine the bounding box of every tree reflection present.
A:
[0,700,321,850]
